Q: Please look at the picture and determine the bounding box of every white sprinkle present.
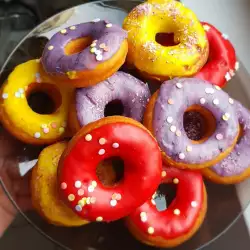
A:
[205,88,215,94]
[176,82,183,89]
[186,146,192,152]
[140,212,147,217]
[61,182,67,190]
[222,33,229,40]
[235,61,240,71]
[225,113,230,118]
[176,130,181,137]
[92,18,101,22]
[110,199,117,207]
[106,23,112,28]
[141,216,147,222]
[215,85,221,90]
[2,93,8,99]
[75,205,82,212]
[60,29,67,34]
[99,138,106,145]
[229,69,235,77]
[34,132,41,138]
[222,113,230,121]
[170,125,177,133]
[96,216,103,222]
[88,185,95,192]
[147,227,154,234]
[203,24,210,31]
[75,181,82,188]
[69,26,76,30]
[78,189,84,196]
[191,201,198,208]
[229,98,234,104]
[225,72,231,81]
[98,149,105,155]
[161,171,167,177]
[112,142,119,148]
[15,92,21,98]
[179,153,185,160]
[167,117,173,124]
[48,45,54,50]
[173,209,181,215]
[151,199,156,205]
[200,98,206,105]
[96,54,103,61]
[95,49,102,55]
[18,88,24,93]
[216,133,223,140]
[85,134,92,141]
[173,178,179,184]
[213,99,219,105]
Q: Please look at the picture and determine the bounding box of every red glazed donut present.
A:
[195,22,238,88]
[58,116,162,222]
[125,165,207,248]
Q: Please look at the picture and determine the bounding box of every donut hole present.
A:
[64,36,93,55]
[104,100,124,117]
[96,157,124,187]
[154,183,177,212]
[155,33,179,47]
[183,105,216,143]
[27,83,62,114]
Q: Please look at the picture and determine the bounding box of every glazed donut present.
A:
[125,165,207,248]
[144,78,240,169]
[69,72,151,133]
[123,0,209,81]
[0,60,71,145]
[31,142,88,226]
[202,102,250,184]
[195,22,238,88]
[41,20,128,87]
[58,116,162,222]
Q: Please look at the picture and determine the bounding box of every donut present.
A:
[123,0,209,81]
[0,60,72,145]
[202,102,250,184]
[41,20,128,87]
[31,142,88,226]
[144,78,240,169]
[195,22,238,88]
[58,116,162,222]
[69,72,151,133]
[125,165,207,248]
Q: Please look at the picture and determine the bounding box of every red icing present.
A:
[195,22,237,87]
[58,122,162,222]
[127,166,204,239]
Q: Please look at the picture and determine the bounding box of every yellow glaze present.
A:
[123,0,209,80]
[0,60,72,145]
[31,142,87,226]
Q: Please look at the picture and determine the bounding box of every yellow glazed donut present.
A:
[0,60,72,145]
[123,0,209,81]
[31,142,87,226]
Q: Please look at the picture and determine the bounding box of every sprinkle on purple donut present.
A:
[41,20,127,76]
[153,78,239,164]
[211,101,250,176]
[75,72,151,126]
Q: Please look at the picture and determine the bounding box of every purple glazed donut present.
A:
[202,101,250,184]
[74,71,150,127]
[145,77,239,169]
[41,20,128,87]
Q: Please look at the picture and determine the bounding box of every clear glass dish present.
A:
[1,1,250,249]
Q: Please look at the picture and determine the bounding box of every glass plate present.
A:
[1,1,250,249]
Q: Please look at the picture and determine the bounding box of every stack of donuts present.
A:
[0,0,249,248]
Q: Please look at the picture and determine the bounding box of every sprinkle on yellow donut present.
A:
[0,60,72,145]
[123,0,209,80]
[31,142,87,226]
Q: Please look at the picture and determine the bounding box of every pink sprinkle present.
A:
[43,127,50,134]
[103,46,109,52]
[61,182,67,190]
[78,189,84,196]
[51,122,57,129]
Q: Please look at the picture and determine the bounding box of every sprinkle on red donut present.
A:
[195,22,237,88]
[58,118,162,222]
[126,166,206,246]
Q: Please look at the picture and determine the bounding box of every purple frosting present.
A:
[75,71,151,126]
[41,20,127,75]
[211,102,250,176]
[153,78,238,164]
